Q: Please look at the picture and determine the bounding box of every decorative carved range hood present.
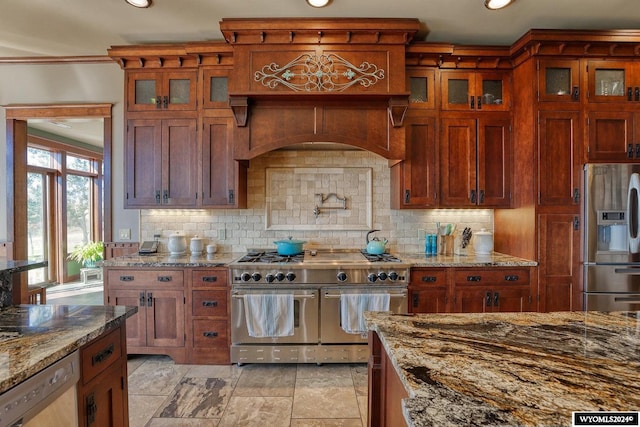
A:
[219,18,421,161]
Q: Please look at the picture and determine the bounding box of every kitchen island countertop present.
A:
[0,304,137,394]
[365,310,640,427]
[398,251,537,267]
[101,252,243,267]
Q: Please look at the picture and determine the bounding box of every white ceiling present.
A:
[5,0,640,148]
[2,0,640,57]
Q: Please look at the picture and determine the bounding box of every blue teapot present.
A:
[366,229,388,255]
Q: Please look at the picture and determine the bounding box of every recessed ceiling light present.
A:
[306,0,331,7]
[485,0,514,10]
[125,0,152,8]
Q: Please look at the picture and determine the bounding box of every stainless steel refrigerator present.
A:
[584,163,640,310]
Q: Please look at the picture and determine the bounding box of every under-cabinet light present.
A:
[306,0,331,8]
[485,0,514,10]
[126,0,152,8]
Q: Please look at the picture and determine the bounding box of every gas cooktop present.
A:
[232,249,403,265]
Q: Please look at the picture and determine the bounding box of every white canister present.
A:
[206,244,217,254]
[474,228,494,255]
[190,235,204,254]
[168,232,187,255]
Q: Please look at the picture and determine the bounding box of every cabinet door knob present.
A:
[494,292,500,306]
[485,291,492,307]
[404,189,410,204]
[636,144,640,159]
[628,144,634,159]
[572,86,579,101]
[156,97,162,109]
[147,292,153,307]
[139,292,145,306]
[628,87,633,102]
[155,191,161,204]
[470,96,475,110]
[412,294,419,308]
[477,95,482,110]
[635,87,640,102]
[470,190,477,204]
[479,190,485,204]
[163,96,169,108]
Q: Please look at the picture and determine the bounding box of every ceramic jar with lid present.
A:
[168,232,187,255]
[190,235,204,254]
[473,228,494,255]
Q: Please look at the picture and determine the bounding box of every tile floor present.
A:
[47,283,370,426]
[127,355,369,427]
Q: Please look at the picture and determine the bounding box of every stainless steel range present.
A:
[229,249,409,364]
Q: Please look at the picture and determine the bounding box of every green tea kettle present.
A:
[366,229,388,255]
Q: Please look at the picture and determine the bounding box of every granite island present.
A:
[366,311,640,427]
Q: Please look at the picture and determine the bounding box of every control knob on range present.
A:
[275,272,285,281]
[285,272,296,282]
[367,273,378,283]
[240,272,251,282]
[389,271,399,281]
[265,273,275,283]
[251,273,262,282]
[337,271,348,282]
[378,272,388,281]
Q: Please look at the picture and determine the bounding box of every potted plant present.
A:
[68,241,104,268]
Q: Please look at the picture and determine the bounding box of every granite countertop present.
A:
[365,311,640,427]
[0,304,137,394]
[397,252,537,267]
[102,251,536,268]
[101,252,242,267]
[0,259,48,273]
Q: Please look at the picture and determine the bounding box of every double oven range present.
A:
[229,249,409,364]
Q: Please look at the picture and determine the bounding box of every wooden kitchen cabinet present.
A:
[126,70,197,112]
[452,268,532,313]
[390,115,438,208]
[77,326,129,427]
[440,70,511,111]
[408,268,449,313]
[201,115,248,208]
[538,213,582,311]
[538,110,582,206]
[406,67,436,110]
[439,116,512,207]
[125,118,198,208]
[537,59,581,102]
[586,109,640,161]
[106,269,187,363]
[585,60,640,104]
[189,268,230,364]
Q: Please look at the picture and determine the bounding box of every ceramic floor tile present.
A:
[292,376,360,419]
[290,420,363,427]
[156,377,234,418]
[128,394,167,427]
[147,418,219,426]
[351,364,368,396]
[357,395,368,427]
[218,396,292,427]
[296,363,354,379]
[128,356,190,395]
[185,363,243,381]
[233,364,297,397]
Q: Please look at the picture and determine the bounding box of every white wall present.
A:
[0,62,139,242]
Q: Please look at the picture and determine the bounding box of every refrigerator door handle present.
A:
[627,173,640,254]
[614,297,640,303]
[614,268,640,274]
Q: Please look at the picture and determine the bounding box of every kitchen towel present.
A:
[243,294,294,338]
[340,293,390,335]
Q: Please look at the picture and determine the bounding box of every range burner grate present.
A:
[236,251,304,264]
[360,250,403,263]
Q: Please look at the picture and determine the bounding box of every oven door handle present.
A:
[323,292,407,299]
[232,293,315,299]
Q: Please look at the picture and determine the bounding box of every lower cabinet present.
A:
[189,268,230,364]
[77,326,129,427]
[106,269,187,363]
[409,267,535,314]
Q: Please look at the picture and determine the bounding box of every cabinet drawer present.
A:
[192,320,228,348]
[107,269,184,287]
[192,290,228,317]
[454,269,530,285]
[81,327,122,384]
[410,269,447,286]
[192,270,228,288]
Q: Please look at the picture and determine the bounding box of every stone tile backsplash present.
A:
[140,150,493,253]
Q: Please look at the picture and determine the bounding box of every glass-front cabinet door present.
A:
[441,71,510,111]
[127,70,197,112]
[406,68,435,110]
[538,59,580,102]
[587,60,638,103]
[202,68,231,109]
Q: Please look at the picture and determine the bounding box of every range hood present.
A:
[220,18,421,161]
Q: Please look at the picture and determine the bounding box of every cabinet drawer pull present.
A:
[504,275,519,281]
[119,275,134,282]
[421,276,437,282]
[202,276,218,283]
[203,331,219,338]
[157,275,173,282]
[87,393,97,425]
[91,343,114,366]
[467,275,482,282]
[202,300,218,307]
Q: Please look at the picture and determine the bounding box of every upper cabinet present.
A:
[202,68,231,109]
[406,68,436,110]
[126,70,197,112]
[440,71,511,112]
[537,59,581,102]
[586,60,640,104]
